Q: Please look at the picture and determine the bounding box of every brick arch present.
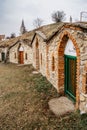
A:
[58,31,80,108]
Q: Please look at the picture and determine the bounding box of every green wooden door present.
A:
[2,52,5,61]
[65,55,76,101]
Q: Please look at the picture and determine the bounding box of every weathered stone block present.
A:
[80,94,85,102]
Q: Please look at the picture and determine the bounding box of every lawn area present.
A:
[0,63,87,130]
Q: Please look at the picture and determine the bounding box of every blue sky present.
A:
[0,0,87,37]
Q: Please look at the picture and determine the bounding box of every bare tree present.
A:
[51,11,66,23]
[33,18,43,28]
[6,36,10,39]
[10,33,16,38]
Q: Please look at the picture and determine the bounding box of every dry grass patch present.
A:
[0,63,86,130]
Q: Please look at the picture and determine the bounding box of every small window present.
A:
[14,53,16,59]
[36,38,39,49]
[86,73,87,93]
[82,73,87,94]
[25,53,28,60]
[52,56,55,71]
[41,53,42,65]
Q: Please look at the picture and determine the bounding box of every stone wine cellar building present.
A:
[0,22,87,114]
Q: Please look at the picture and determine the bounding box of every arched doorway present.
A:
[18,46,24,64]
[64,39,77,101]
[1,52,5,61]
[36,38,39,70]
[58,32,80,106]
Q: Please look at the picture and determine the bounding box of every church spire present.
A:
[21,19,25,27]
[20,19,27,35]
[70,16,72,23]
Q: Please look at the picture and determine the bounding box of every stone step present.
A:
[48,96,75,116]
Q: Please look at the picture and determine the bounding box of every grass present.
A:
[0,63,87,130]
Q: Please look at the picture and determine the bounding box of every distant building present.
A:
[9,39,32,65]
[20,19,27,35]
[0,35,5,41]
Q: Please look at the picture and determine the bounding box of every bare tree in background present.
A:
[33,18,43,28]
[6,36,10,39]
[10,33,16,38]
[51,11,66,23]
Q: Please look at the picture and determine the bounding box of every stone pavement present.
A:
[48,96,75,116]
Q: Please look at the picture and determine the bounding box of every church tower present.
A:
[20,19,27,35]
[70,16,72,23]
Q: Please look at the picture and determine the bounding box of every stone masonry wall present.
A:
[27,26,87,113]
[46,27,87,112]
[9,42,32,64]
[46,35,60,91]
[32,35,47,76]
[9,43,19,63]
[79,33,87,113]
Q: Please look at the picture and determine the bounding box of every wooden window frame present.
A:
[14,53,16,59]
[41,53,42,65]
[25,53,28,60]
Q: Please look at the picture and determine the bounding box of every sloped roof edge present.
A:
[31,31,47,45]
[9,40,20,49]
[45,25,65,42]
[35,31,47,39]
[45,23,87,43]
[64,23,87,32]
[9,38,32,50]
[31,23,65,45]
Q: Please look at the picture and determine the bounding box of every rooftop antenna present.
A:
[80,11,87,22]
